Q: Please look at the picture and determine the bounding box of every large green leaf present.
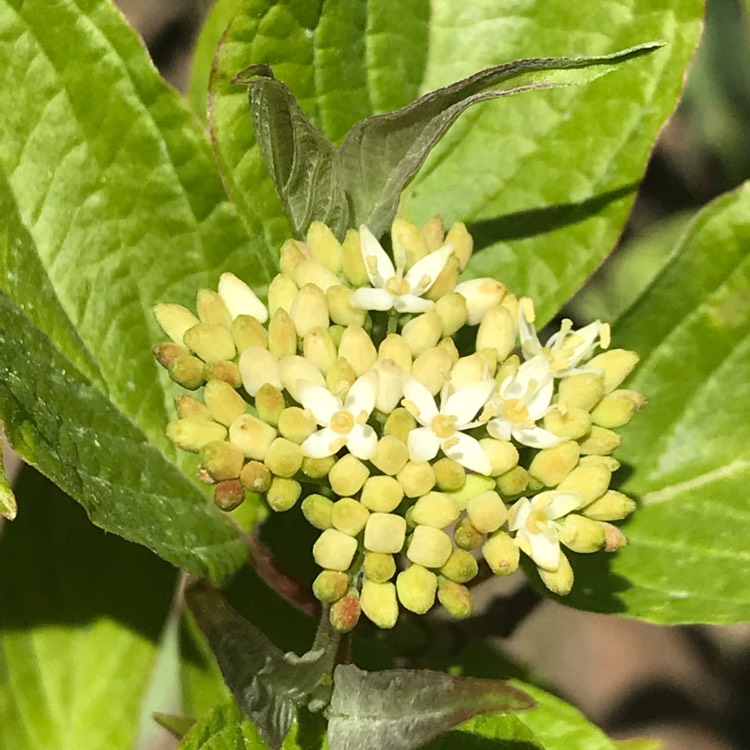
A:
[207,0,702,321]
[0,466,175,749]
[562,181,750,623]
[0,0,278,578]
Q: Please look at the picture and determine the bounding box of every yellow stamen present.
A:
[331,410,354,435]
[431,414,457,439]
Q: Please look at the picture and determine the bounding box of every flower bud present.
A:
[264,437,304,478]
[529,440,580,487]
[396,461,436,498]
[495,354,520,386]
[153,303,200,343]
[438,336,460,366]
[543,406,592,440]
[557,464,611,504]
[454,278,506,325]
[360,580,399,629]
[229,316,265,355]
[466,491,507,533]
[266,477,301,511]
[435,292,469,337]
[496,465,529,497]
[203,360,242,388]
[197,289,232,326]
[587,349,639,393]
[440,549,479,583]
[422,215,445,250]
[411,347,452,395]
[280,239,309,277]
[476,305,516,361]
[326,285,367,327]
[168,354,205,390]
[396,564,437,614]
[153,342,186,369]
[579,454,620,471]
[278,355,326,402]
[437,577,472,618]
[360,475,404,513]
[291,283,329,338]
[175,394,210,419]
[411,492,460,529]
[449,353,487,390]
[239,347,282,396]
[200,440,244,481]
[384,407,417,443]
[307,220,343,273]
[363,552,396,583]
[301,493,334,530]
[578,426,621,456]
[239,460,272,493]
[590,389,646,429]
[204,379,246,426]
[256,384,285,427]
[329,454,370,496]
[560,514,606,553]
[445,221,473,270]
[301,455,336,478]
[213,479,246,511]
[267,273,298,315]
[582,490,636,521]
[392,217,429,268]
[228,414,276,460]
[482,531,520,576]
[402,311,442,357]
[218,272,268,322]
[538,552,574,595]
[407,525,453,568]
[183,323,236,363]
[313,528,358,571]
[453,517,483,550]
[372,359,407,413]
[558,372,604,411]
[433,457,466,492]
[301,327,337,375]
[338,326,377,376]
[377,334,411,373]
[424,254,460,301]
[268,308,297,358]
[603,523,628,552]
[330,592,361,632]
[276,406,315,444]
[294,259,340,292]
[445,474,495,509]
[479,438,519,476]
[313,570,349,603]
[331,498,370,536]
[341,228,369,287]
[167,417,227,452]
[364,513,407,553]
[371,436,409,476]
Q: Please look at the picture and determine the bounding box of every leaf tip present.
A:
[232,63,276,87]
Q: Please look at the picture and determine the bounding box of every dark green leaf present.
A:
[0,436,15,520]
[154,713,197,740]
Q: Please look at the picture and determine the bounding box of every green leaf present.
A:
[0,466,175,749]
[327,663,534,750]
[0,435,16,520]
[0,0,278,578]
[423,714,542,750]
[179,700,269,749]
[613,739,663,750]
[562,181,750,623]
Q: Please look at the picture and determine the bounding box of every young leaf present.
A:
[0,434,16,520]
[179,700,269,749]
[327,663,535,750]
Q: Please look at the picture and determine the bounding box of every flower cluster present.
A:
[153,217,644,631]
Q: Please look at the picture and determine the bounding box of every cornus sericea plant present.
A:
[154,218,643,630]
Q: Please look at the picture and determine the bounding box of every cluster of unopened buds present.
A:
[153,217,644,632]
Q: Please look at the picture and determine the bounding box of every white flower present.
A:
[299,370,378,460]
[350,225,452,314]
[508,491,583,570]
[519,297,609,376]
[402,377,495,475]
[486,356,563,449]
[218,272,269,323]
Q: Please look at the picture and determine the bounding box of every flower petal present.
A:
[518,296,541,360]
[359,225,395,286]
[345,370,378,417]
[218,272,269,323]
[393,294,434,314]
[405,244,453,295]
[487,417,512,442]
[443,433,492,475]
[301,427,341,458]
[544,490,585,520]
[347,424,378,460]
[508,497,532,532]
[527,530,561,570]
[403,377,439,425]
[297,381,341,425]
[443,379,496,425]
[511,425,564,449]
[350,287,395,311]
[407,427,441,463]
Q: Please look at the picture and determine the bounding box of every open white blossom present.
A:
[218,272,269,323]
[508,491,583,570]
[350,225,452,313]
[402,377,495,474]
[299,370,378,460]
[486,355,563,449]
[519,297,609,376]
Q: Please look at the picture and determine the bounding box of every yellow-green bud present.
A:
[437,577,472,618]
[582,490,636,521]
[466,491,507,533]
[559,514,606,553]
[424,254,460,301]
[360,475,404,513]
[392,217,429,268]
[411,347,451,395]
[445,221,473,271]
[579,454,621,471]
[204,379,246,426]
[291,283,329,338]
[326,356,357,397]
[183,323,236,363]
[478,347,498,377]
[476,305,516,362]
[301,493,334,530]
[294,259,340,292]
[579,426,621,456]
[558,372,604,411]
[301,455,336,478]
[360,580,399,629]
[239,347,281,396]
[378,333,412,372]
[232,314,267,353]
[313,570,349,603]
[229,414,277,460]
[384,407,417,443]
[453,517,484,550]
[268,308,297,359]
[407,525,453,568]
[435,292,469,337]
[301,328,337,375]
[363,552,396,583]
[307,220,343,274]
[168,354,205,390]
[482,531,520,576]
[329,454,370,496]
[445,474,496,509]
[279,238,308,277]
[239,460,272,493]
[590,389,646,429]
[526,475,545,493]
[328,325,344,346]
[603,523,628,552]
[153,303,200,344]
[440,548,479,583]
[175,394,210,419]
[557,464,611,504]
[438,336,459,366]
[203,360,242,388]
[454,278,506,325]
[200,440,244,481]
[153,342,186,369]
[326,285,367,327]
[264,437,303,478]
[330,592,361,632]
[402,311,442,357]
[371,436,409,476]
[422,215,445,250]
[278,406,316,443]
[267,273,298,315]
[197,289,232,326]
[213,479,246,511]
[167,417,226,452]
[538,552,574,595]
[479,438,519,476]
[396,461,436,498]
[543,406,592,440]
[411,492,460,529]
[496,465,529,497]
[364,512,407,553]
[433,457,466,492]
[331,498,370,536]
[587,349,639,393]
[338,326,377,376]
[340,228,367,286]
[396,564,438,614]
[279,355,326,402]
[256,384,285,427]
[495,354,520,386]
[372,359,407,413]
[266,477,302,511]
[313,528,358,571]
[529,440,580,487]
